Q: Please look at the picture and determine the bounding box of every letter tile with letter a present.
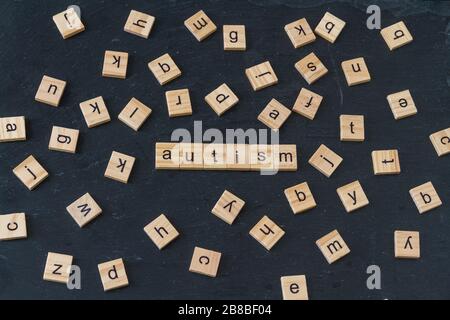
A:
[66,193,102,227]
[13,155,49,190]
[35,75,66,107]
[316,229,350,264]
[341,57,371,86]
[295,52,328,85]
[104,151,136,183]
[0,116,26,142]
[184,10,217,42]
[284,182,316,214]
[249,215,285,250]
[314,12,346,43]
[394,231,420,259]
[380,21,413,51]
[155,143,180,169]
[205,83,239,116]
[223,25,246,51]
[211,190,245,225]
[292,88,323,120]
[79,96,111,128]
[165,89,193,117]
[43,252,73,284]
[257,99,291,131]
[336,180,369,213]
[245,61,278,91]
[148,53,182,85]
[48,126,79,153]
[98,258,129,291]
[387,90,417,120]
[118,97,152,131]
[371,149,401,175]
[284,18,316,49]
[124,10,155,39]
[52,7,85,39]
[144,214,179,250]
[409,181,442,214]
[281,275,309,300]
[189,246,222,277]
[102,50,129,79]
[430,128,450,157]
[0,213,27,241]
[308,144,343,178]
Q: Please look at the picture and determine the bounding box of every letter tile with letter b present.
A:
[35,75,66,107]
[341,57,371,86]
[394,230,420,259]
[66,193,102,228]
[316,229,350,264]
[292,88,323,120]
[205,83,239,116]
[211,190,245,225]
[0,213,27,241]
[13,155,49,190]
[118,97,152,131]
[43,252,73,284]
[124,10,155,39]
[184,10,217,42]
[245,61,278,91]
[430,128,450,157]
[249,215,285,250]
[409,181,442,214]
[144,214,179,250]
[257,99,291,131]
[104,151,136,183]
[0,116,26,142]
[308,144,343,178]
[223,25,246,51]
[284,182,316,215]
[386,90,417,120]
[295,52,328,85]
[102,50,129,79]
[98,258,129,291]
[340,115,364,141]
[79,96,111,128]
[380,21,413,51]
[189,246,222,278]
[165,89,193,118]
[48,126,79,153]
[371,149,401,175]
[284,18,316,49]
[148,53,182,85]
[336,180,369,213]
[281,275,308,300]
[155,143,180,169]
[52,7,85,39]
[314,12,346,43]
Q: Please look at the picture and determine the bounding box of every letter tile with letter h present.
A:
[144,214,180,249]
[316,229,350,264]
[98,258,129,291]
[249,215,285,250]
[124,10,155,39]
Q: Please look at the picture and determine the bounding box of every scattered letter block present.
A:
[315,12,346,43]
[148,53,181,85]
[102,50,128,79]
[340,115,365,141]
[35,75,66,107]
[257,99,291,131]
[43,252,73,283]
[144,214,179,249]
[284,18,316,48]
[48,126,79,153]
[53,7,85,39]
[394,230,420,259]
[245,61,278,91]
[336,180,369,213]
[98,258,129,291]
[211,190,245,225]
[205,83,239,116]
[179,143,203,170]
[292,88,323,120]
[124,10,155,39]
[0,116,26,142]
[104,151,136,183]
[316,229,350,264]
[249,215,285,250]
[381,21,413,51]
[281,275,308,300]
[79,96,111,128]
[189,246,222,277]
[430,128,450,157]
[386,89,417,120]
[295,52,328,85]
[13,155,49,190]
[66,193,102,227]
[409,181,442,214]
[284,182,316,214]
[308,144,343,177]
[0,213,27,241]
[165,89,192,117]
[184,10,217,41]
[118,97,152,131]
[155,143,180,169]
[371,150,401,175]
[223,25,246,51]
[341,57,371,86]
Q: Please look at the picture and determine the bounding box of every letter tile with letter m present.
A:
[98,258,129,291]
[144,214,180,250]
[104,151,136,183]
[66,193,102,228]
[249,215,285,250]
[316,229,350,264]
[184,10,217,42]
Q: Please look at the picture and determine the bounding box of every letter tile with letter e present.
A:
[284,182,316,214]
[184,10,217,41]
[79,96,111,128]
[409,181,442,214]
[48,126,79,153]
[43,252,73,284]
[245,61,278,91]
[341,57,371,86]
[295,52,328,85]
[386,90,417,120]
[340,115,365,141]
[249,215,285,250]
[0,213,27,241]
[257,99,291,131]
[211,190,245,225]
[308,144,343,178]
[52,7,85,39]
[35,75,66,107]
[148,53,181,85]
[165,89,193,117]
[118,97,152,131]
[66,193,102,227]
[292,88,323,120]
[394,230,420,259]
[0,116,26,142]
[281,275,308,300]
[98,258,129,291]
[371,149,401,175]
[144,214,179,250]
[284,18,316,48]
[430,128,450,157]
[314,12,346,43]
[380,21,413,51]
[336,180,369,213]
[316,229,350,264]
[104,151,136,183]
[102,50,128,79]
[155,143,180,169]
[124,10,155,39]
[205,83,239,116]
[189,246,222,277]
[13,155,49,190]
[223,25,246,51]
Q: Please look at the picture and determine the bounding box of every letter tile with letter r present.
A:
[284,182,316,215]
[211,190,245,225]
[184,10,217,42]
[314,12,346,43]
[98,258,129,291]
[79,96,111,128]
[284,18,316,48]
[409,181,442,214]
[165,89,193,117]
[104,151,136,183]
[148,53,182,85]
[66,193,102,227]
[189,246,222,277]
[295,52,328,85]
[0,116,26,142]
[13,155,49,190]
[249,215,285,250]
[380,21,413,51]
[43,252,73,284]
[316,229,350,264]
[144,214,179,250]
[124,10,155,39]
[430,127,450,157]
[35,75,66,107]
[102,50,129,79]
[281,275,308,300]
[336,180,369,213]
[48,126,79,153]
[0,213,27,241]
[394,230,420,259]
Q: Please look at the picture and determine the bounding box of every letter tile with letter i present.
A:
[316,229,350,264]
[249,215,285,250]
[13,155,49,190]
[43,252,73,284]
[409,181,442,214]
[98,258,129,291]
[144,214,180,250]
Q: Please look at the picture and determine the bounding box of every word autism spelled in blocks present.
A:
[223,25,246,51]
[184,10,217,42]
[280,275,309,300]
[341,57,371,86]
[308,144,343,177]
[102,50,129,79]
[124,10,155,39]
[430,127,450,157]
[371,149,401,175]
[336,180,369,213]
[381,21,413,51]
[205,83,239,116]
[166,89,193,117]
[53,7,85,39]
[48,126,79,153]
[98,258,129,291]
[79,96,111,128]
[284,18,316,48]
[409,181,442,214]
[0,213,27,241]
[118,97,152,131]
[144,214,180,250]
[211,190,245,225]
[66,193,102,228]
[245,61,278,91]
[35,75,66,107]
[43,252,73,284]
[189,246,222,277]
[292,88,323,120]
[284,182,316,215]
[387,89,417,120]
[394,231,420,259]
[13,155,49,190]
[104,151,136,184]
[316,229,350,264]
[257,99,292,131]
[249,215,285,250]
[295,52,328,85]
[0,116,26,142]
[148,53,182,85]
[314,12,346,43]
[340,115,365,142]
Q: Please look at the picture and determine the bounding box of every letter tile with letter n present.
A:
[165,89,193,117]
[316,229,350,264]
[308,144,343,178]
[35,75,66,107]
[79,96,111,128]
[394,230,420,259]
[118,97,152,131]
[281,275,308,300]
[371,149,401,175]
[409,181,442,214]
[249,215,285,250]
[0,213,27,241]
[179,143,203,170]
[148,53,182,85]
[223,25,246,51]
[184,10,217,42]
[284,182,316,215]
[189,246,222,278]
[257,99,292,131]
[48,126,79,153]
[13,155,49,190]
[66,193,102,228]
[245,61,278,91]
[314,12,346,43]
[0,116,26,142]
[43,252,73,284]
[380,21,413,51]
[386,90,417,120]
[284,18,316,49]
[98,258,129,291]
[295,52,328,85]
[155,143,180,169]
[274,144,298,171]
[104,151,136,183]
[430,128,450,157]
[102,50,129,79]
[211,190,245,225]
[341,57,371,86]
[144,214,179,250]
[205,83,239,116]
[340,115,365,142]
[292,88,323,120]
[52,7,85,39]
[336,180,369,213]
[124,10,155,39]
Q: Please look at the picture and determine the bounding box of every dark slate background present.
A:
[0,0,449,300]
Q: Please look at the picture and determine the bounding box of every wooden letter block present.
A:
[274,144,298,171]
[227,144,251,171]
[386,89,417,120]
[284,18,316,48]
[48,126,79,153]
[381,21,413,51]
[179,143,203,170]
[249,215,285,250]
[284,182,316,214]
[79,96,111,128]
[340,115,364,141]
[203,143,227,170]
[0,213,27,241]
[205,83,239,116]
[281,275,308,300]
[249,144,273,171]
[409,181,442,214]
[211,190,245,225]
[124,10,155,39]
[341,57,371,86]
[155,143,180,169]
[223,25,246,51]
[394,231,420,259]
[98,258,129,291]
[314,12,346,43]
[430,128,450,157]
[184,10,217,41]
[52,8,85,39]
[257,99,291,131]
[35,75,66,107]
[144,214,179,249]
[308,144,343,178]
[336,180,369,213]
[13,155,49,190]
[104,151,136,183]
[102,50,128,79]
[66,193,102,227]
[118,97,152,131]
[148,53,181,85]
[295,52,328,85]
[316,229,350,264]
[189,247,221,277]
[292,88,323,120]
[245,61,278,91]
[43,252,73,283]
[371,150,401,175]
[0,116,26,142]
[165,89,193,117]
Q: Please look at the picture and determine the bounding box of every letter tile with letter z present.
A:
[43,252,73,284]
[124,10,155,39]
[104,151,136,183]
[189,246,222,277]
[316,229,350,264]
[409,181,442,214]
[98,258,129,291]
[249,215,285,250]
[144,214,179,250]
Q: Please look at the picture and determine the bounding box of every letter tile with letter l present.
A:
[430,127,450,157]
[189,246,222,277]
[245,61,278,91]
[292,88,323,120]
[371,149,401,175]
[336,180,369,213]
[102,50,129,79]
[144,214,179,250]
[281,275,309,300]
[223,25,246,51]
[308,144,343,178]
[148,53,182,85]
[314,12,346,43]
[13,155,49,190]
[211,190,245,225]
[43,252,73,284]
[66,193,102,228]
[409,181,442,214]
[52,7,85,39]
[205,83,239,116]
[295,52,328,85]
[48,126,79,153]
[0,116,26,142]
[104,151,136,183]
[284,18,316,49]
[386,90,417,120]
[394,230,420,259]
[341,57,371,86]
[316,229,350,264]
[98,258,129,291]
[380,21,413,51]
[284,182,316,214]
[118,97,152,131]
[79,96,111,128]
[124,10,155,39]
[35,75,66,107]
[249,215,285,250]
[257,99,291,131]
[0,213,27,241]
[184,10,217,42]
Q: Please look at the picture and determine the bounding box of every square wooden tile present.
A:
[118,97,152,131]
[223,25,246,51]
[281,275,308,300]
[205,83,239,116]
[0,213,27,241]
[165,89,192,117]
[314,12,346,43]
[43,252,73,284]
[144,214,179,249]
[409,181,442,214]
[203,143,227,170]
[284,182,316,214]
[13,155,49,190]
[66,193,102,228]
[257,99,291,131]
[0,116,26,142]
[394,231,420,259]
[148,53,181,85]
[340,115,365,141]
[102,50,128,79]
[386,90,417,120]
[316,229,350,264]
[249,144,274,171]
[284,18,316,48]
[124,10,155,39]
[155,143,180,169]
[189,246,222,277]
[430,128,450,157]
[381,21,413,51]
[104,151,136,183]
[249,215,285,250]
[341,57,371,86]
[274,144,298,171]
[79,96,111,128]
[245,61,278,91]
[98,258,129,291]
[226,144,251,171]
[371,150,401,175]
[295,52,328,85]
[211,190,245,225]
[308,144,343,178]
[52,7,85,39]
[179,143,203,170]
[184,10,217,41]
[292,88,323,120]
[35,75,66,107]
[336,180,369,213]
[48,126,79,153]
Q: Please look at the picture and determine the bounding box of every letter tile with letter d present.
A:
[124,10,155,39]
[43,252,73,284]
[98,258,129,291]
[249,215,285,250]
[316,229,350,264]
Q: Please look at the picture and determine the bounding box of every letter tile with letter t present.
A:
[48,126,79,153]
[205,83,239,116]
[66,193,102,228]
[340,115,365,141]
[13,155,49,190]
[98,258,129,291]
[430,127,450,157]
[394,230,420,259]
[316,229,350,264]
[308,144,343,178]
[281,275,309,300]
[284,182,316,215]
[380,21,413,51]
[336,180,369,213]
[0,213,27,241]
[104,151,136,183]
[35,75,66,107]
[189,246,222,278]
[79,96,111,128]
[284,18,316,49]
[409,181,442,214]
[314,12,346,43]
[295,52,328,85]
[144,214,180,250]
[245,61,278,91]
[148,53,182,85]
[184,10,217,42]
[371,149,401,175]
[249,215,285,250]
[43,252,73,284]
[52,7,85,39]
[223,25,246,51]
[211,190,245,225]
[0,116,26,142]
[124,10,155,39]
[102,50,129,79]
[257,99,291,131]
